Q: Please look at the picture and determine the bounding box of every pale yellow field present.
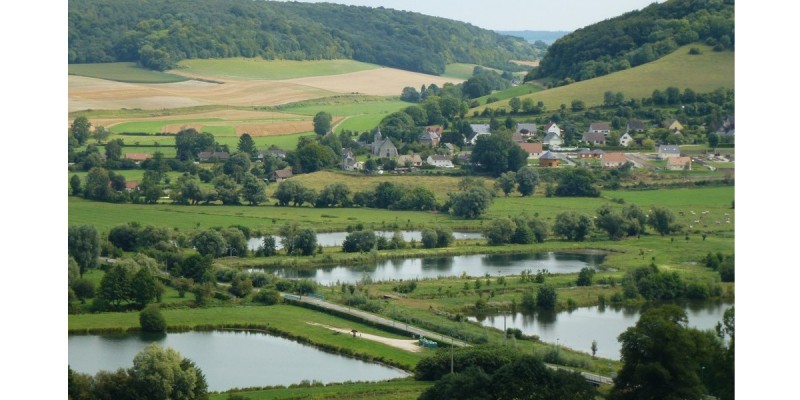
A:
[511,60,540,67]
[281,67,463,96]
[69,75,337,112]
[69,66,463,113]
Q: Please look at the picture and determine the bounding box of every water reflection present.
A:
[468,300,733,360]
[68,330,409,391]
[263,252,605,285]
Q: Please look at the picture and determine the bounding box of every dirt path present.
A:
[306,322,423,353]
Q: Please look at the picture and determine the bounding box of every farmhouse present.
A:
[619,132,634,147]
[657,145,681,159]
[468,124,491,145]
[602,152,628,168]
[197,151,230,162]
[371,128,398,158]
[544,121,562,136]
[342,157,362,172]
[542,132,563,147]
[124,153,152,163]
[582,131,606,145]
[588,122,611,135]
[517,123,537,137]
[518,142,544,158]
[427,155,454,168]
[397,154,423,167]
[663,118,684,134]
[578,148,604,159]
[666,156,692,171]
[259,146,287,159]
[539,151,560,167]
[626,120,646,133]
[419,126,442,147]
[124,181,140,191]
[270,167,293,182]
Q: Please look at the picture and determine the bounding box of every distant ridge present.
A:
[495,31,570,45]
[68,0,540,76]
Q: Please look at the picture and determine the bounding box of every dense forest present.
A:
[68,0,539,75]
[534,0,734,83]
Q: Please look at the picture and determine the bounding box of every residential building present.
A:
[539,151,560,167]
[427,155,454,168]
[397,154,423,167]
[419,126,442,147]
[588,122,612,135]
[542,132,563,147]
[518,142,543,158]
[582,131,606,145]
[656,144,681,159]
[602,152,628,168]
[270,168,293,182]
[197,151,230,162]
[619,132,634,147]
[124,153,152,163]
[666,156,692,171]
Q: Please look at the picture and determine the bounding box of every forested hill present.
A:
[68,0,538,75]
[535,0,734,83]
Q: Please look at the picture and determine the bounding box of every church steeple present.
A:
[374,127,383,142]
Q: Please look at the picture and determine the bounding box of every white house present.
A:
[544,121,562,136]
[543,132,563,147]
[426,155,454,168]
[619,132,634,147]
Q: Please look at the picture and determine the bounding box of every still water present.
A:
[264,251,606,285]
[468,299,733,360]
[247,230,483,250]
[68,330,409,391]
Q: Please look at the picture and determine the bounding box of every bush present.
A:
[139,305,167,332]
[253,289,282,305]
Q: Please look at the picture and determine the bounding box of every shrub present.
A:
[253,289,282,305]
[139,305,167,332]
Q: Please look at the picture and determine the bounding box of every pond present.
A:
[468,299,734,360]
[68,330,409,391]
[262,251,606,285]
[247,230,484,251]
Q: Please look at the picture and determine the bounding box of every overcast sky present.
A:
[272,0,667,31]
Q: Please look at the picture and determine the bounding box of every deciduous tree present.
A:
[68,225,101,276]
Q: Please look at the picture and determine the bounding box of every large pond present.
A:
[468,299,734,360]
[68,330,409,391]
[247,230,484,251]
[262,251,606,285]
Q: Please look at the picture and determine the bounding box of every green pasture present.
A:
[210,379,431,400]
[334,114,387,134]
[69,62,190,83]
[122,146,177,158]
[477,83,543,104]
[443,63,480,80]
[476,44,734,112]
[175,58,380,80]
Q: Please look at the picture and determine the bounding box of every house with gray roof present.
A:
[543,132,563,147]
[626,120,646,133]
[589,122,612,135]
[656,145,681,159]
[583,131,606,145]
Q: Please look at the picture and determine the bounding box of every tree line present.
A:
[68,0,537,75]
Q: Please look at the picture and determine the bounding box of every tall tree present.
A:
[647,206,677,236]
[68,225,101,276]
[493,171,516,197]
[313,111,333,135]
[611,305,715,400]
[71,116,91,145]
[131,344,208,400]
[471,134,528,177]
[515,165,539,196]
[240,173,267,206]
[237,133,256,157]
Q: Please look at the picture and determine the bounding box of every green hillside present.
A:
[68,0,537,75]
[536,0,734,83]
[477,44,733,111]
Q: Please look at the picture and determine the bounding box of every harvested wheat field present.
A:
[69,75,337,112]
[511,60,540,67]
[281,67,464,96]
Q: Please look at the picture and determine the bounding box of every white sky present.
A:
[273,0,667,31]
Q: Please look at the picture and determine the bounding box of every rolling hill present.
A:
[475,44,733,112]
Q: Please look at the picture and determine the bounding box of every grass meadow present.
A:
[68,62,190,83]
[476,82,543,104]
[208,378,431,400]
[175,58,380,80]
[475,44,734,112]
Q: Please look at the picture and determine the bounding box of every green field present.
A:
[175,58,380,80]
[477,82,543,104]
[69,62,191,83]
[442,63,481,80]
[210,378,431,400]
[277,97,409,117]
[476,44,734,112]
